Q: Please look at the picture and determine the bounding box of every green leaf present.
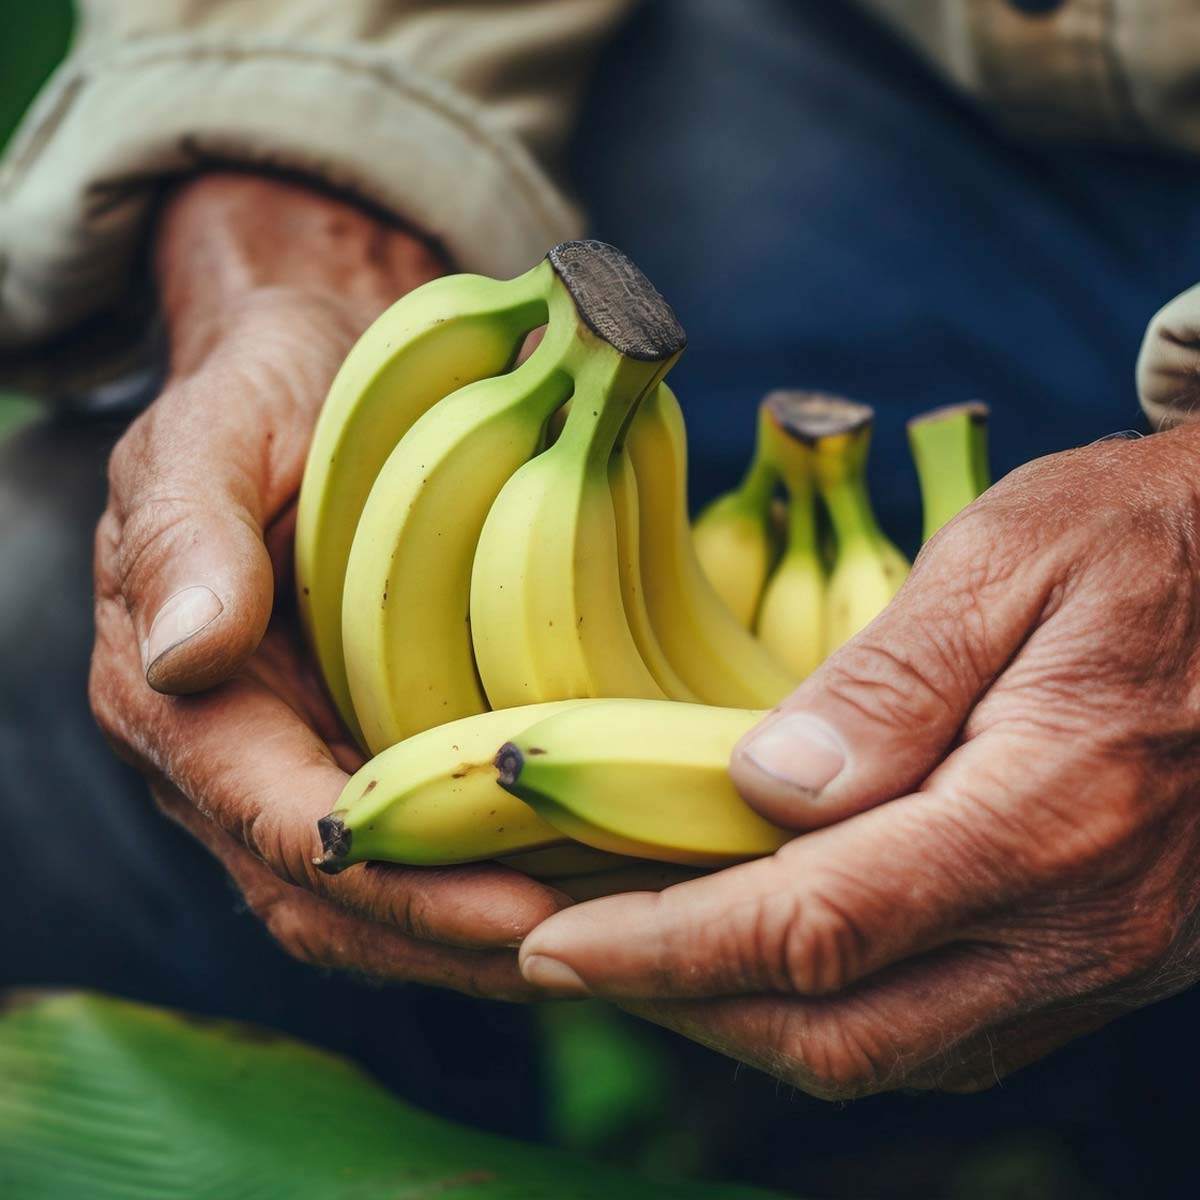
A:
[0,992,793,1200]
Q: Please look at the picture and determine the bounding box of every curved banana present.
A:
[296,265,549,744]
[342,281,581,752]
[315,700,595,872]
[907,401,991,543]
[624,386,798,707]
[755,394,826,679]
[470,245,686,710]
[496,699,789,867]
[609,449,697,701]
[692,401,780,627]
[791,395,909,654]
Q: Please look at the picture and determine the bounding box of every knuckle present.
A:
[780,1014,890,1100]
[822,640,959,732]
[783,884,870,994]
[257,894,331,969]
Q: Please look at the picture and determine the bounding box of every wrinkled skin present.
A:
[89,173,566,1000]
[521,428,1200,1095]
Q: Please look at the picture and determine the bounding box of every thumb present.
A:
[1137,281,1200,430]
[107,368,285,695]
[732,512,1046,829]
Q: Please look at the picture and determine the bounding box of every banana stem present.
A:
[907,402,991,543]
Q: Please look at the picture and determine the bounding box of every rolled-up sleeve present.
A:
[0,0,635,355]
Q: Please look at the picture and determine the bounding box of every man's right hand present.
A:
[89,172,567,998]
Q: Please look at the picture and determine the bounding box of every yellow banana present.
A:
[342,279,582,752]
[609,449,697,701]
[296,265,548,745]
[494,700,787,868]
[316,701,595,872]
[907,401,992,543]
[755,394,826,679]
[469,245,686,710]
[497,699,789,867]
[624,386,798,707]
[692,402,780,627]
[795,395,909,654]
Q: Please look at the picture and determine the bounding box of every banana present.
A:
[785,395,908,654]
[754,394,827,679]
[342,279,582,752]
[907,401,991,542]
[496,699,790,867]
[609,449,697,701]
[315,700,597,872]
[469,244,686,710]
[624,386,798,707]
[296,265,548,745]
[692,401,780,627]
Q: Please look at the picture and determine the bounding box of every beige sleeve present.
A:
[0,0,635,355]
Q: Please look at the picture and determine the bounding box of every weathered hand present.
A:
[521,425,1200,1091]
[90,173,565,998]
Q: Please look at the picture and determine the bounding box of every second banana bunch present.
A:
[299,241,991,896]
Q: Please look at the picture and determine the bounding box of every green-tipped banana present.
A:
[315,701,596,872]
[692,402,780,627]
[470,245,686,710]
[907,401,991,542]
[754,393,827,679]
[342,276,584,752]
[785,395,907,655]
[296,266,548,745]
[624,386,798,707]
[496,699,790,867]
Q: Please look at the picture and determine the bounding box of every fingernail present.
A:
[521,954,589,996]
[143,586,223,676]
[742,712,846,798]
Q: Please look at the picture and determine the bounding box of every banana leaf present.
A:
[0,992,791,1199]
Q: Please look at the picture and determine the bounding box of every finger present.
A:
[620,942,1038,1101]
[729,505,1056,830]
[1137,281,1200,431]
[155,786,538,1000]
[521,718,1124,1000]
[107,303,354,695]
[92,570,567,949]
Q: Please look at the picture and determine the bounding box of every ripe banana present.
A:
[316,701,595,872]
[342,278,582,752]
[609,449,697,701]
[624,385,798,707]
[788,394,908,654]
[755,393,827,679]
[296,265,548,745]
[692,401,780,627]
[907,401,991,542]
[496,699,790,867]
[469,244,686,710]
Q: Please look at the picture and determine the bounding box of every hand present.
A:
[90,172,565,999]
[520,425,1200,1091]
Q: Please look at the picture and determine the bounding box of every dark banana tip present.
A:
[494,742,525,790]
[763,390,875,445]
[906,400,990,430]
[548,240,686,362]
[314,813,352,874]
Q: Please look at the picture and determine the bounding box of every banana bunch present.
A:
[907,401,991,542]
[298,241,801,891]
[301,238,994,893]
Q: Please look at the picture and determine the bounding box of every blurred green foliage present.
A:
[0,0,72,423]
